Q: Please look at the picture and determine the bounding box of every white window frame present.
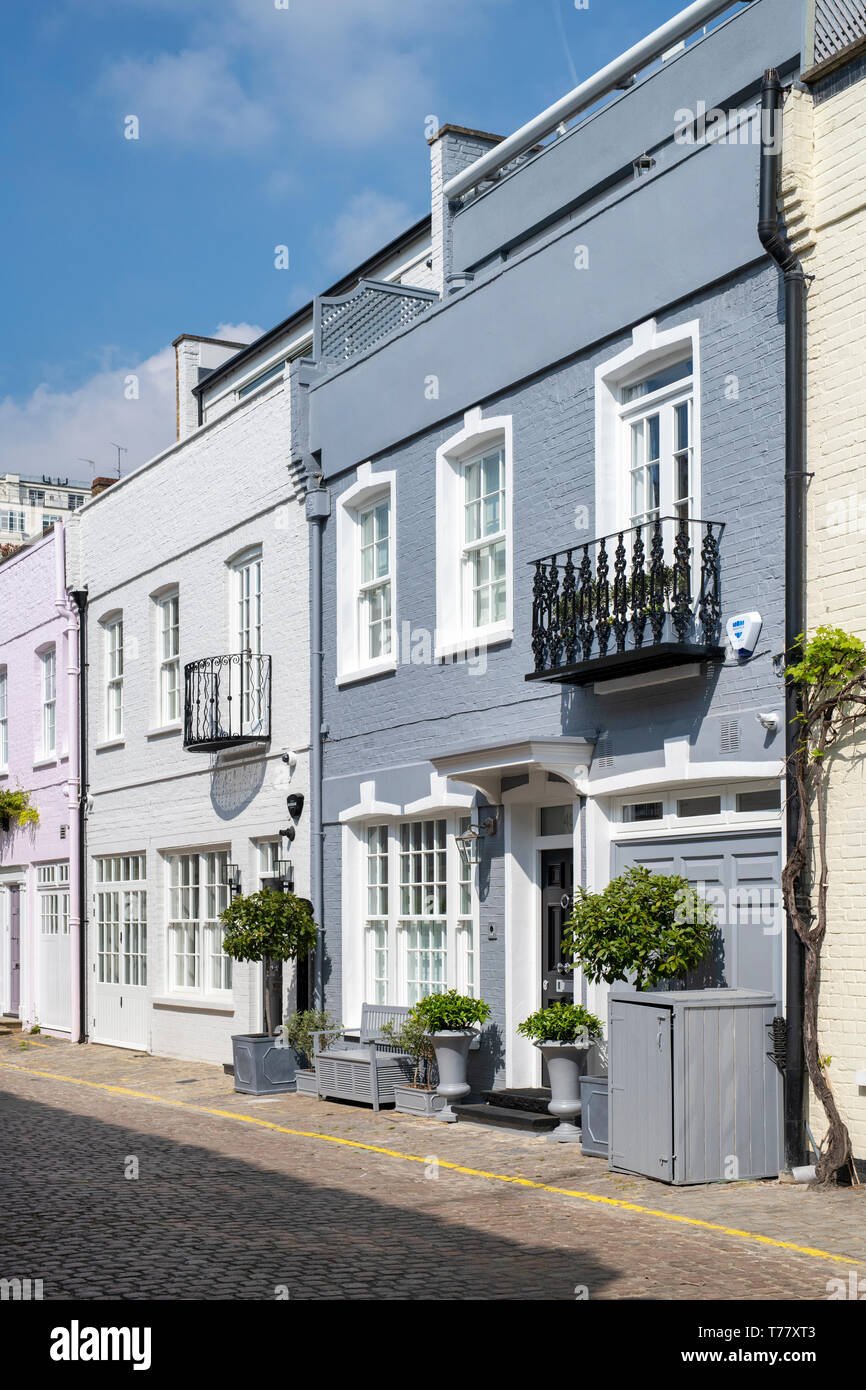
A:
[103,616,124,741]
[231,550,263,655]
[154,589,180,727]
[165,849,232,998]
[335,463,397,686]
[228,550,264,733]
[595,318,702,542]
[435,409,513,659]
[612,781,784,839]
[358,815,480,1007]
[39,647,57,758]
[0,667,7,770]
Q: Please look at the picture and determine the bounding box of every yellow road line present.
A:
[0,1057,860,1268]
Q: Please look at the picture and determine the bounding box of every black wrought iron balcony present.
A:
[183,653,272,751]
[526,516,725,686]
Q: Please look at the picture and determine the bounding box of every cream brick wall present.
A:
[70,377,310,1067]
[783,80,866,1156]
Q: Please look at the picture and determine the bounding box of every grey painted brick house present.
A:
[289,0,803,1095]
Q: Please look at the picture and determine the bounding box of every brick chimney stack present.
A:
[173,334,249,441]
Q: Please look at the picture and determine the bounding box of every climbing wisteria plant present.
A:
[784,625,866,1185]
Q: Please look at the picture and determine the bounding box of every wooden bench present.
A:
[314,1004,412,1111]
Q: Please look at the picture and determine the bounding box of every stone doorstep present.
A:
[453,1102,559,1133]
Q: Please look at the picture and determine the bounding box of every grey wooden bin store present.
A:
[314,1003,412,1111]
[608,989,781,1185]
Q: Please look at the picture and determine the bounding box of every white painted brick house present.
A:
[65,221,434,1066]
[67,363,311,1066]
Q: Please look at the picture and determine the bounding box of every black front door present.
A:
[540,849,575,1086]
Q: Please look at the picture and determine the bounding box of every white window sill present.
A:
[336,658,397,687]
[95,738,125,752]
[146,723,182,741]
[32,756,57,770]
[152,995,235,1015]
[435,625,513,661]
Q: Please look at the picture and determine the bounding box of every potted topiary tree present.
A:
[517,1003,603,1142]
[221,889,317,1095]
[282,1008,340,1097]
[564,866,716,993]
[381,1006,442,1118]
[412,990,491,1122]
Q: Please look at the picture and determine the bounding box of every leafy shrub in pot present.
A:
[411,989,491,1034]
[282,1008,340,1068]
[517,1003,603,1047]
[412,991,491,1122]
[564,866,715,992]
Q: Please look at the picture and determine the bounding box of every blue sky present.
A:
[0,0,731,478]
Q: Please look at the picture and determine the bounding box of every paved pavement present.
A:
[1,1034,863,1301]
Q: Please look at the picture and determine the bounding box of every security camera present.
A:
[280,825,296,843]
[757,712,780,733]
[281,749,297,769]
[286,792,305,819]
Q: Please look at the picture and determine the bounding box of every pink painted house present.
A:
[0,524,81,1036]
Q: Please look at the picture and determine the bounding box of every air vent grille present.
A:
[720,718,741,754]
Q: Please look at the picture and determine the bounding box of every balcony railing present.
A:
[184,653,272,751]
[313,279,438,365]
[526,516,725,685]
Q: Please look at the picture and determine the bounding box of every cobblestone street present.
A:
[1,1035,863,1301]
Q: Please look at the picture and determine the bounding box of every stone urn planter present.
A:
[536,1036,590,1142]
[430,1029,476,1122]
[231,1033,298,1096]
[393,1083,445,1118]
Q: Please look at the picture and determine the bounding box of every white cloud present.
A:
[0,324,261,482]
[324,190,413,272]
[99,0,508,155]
[103,48,275,149]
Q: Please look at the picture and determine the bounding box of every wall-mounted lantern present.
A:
[226,863,242,898]
[455,810,500,867]
[276,859,295,894]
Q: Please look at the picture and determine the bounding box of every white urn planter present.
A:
[536,1032,591,1142]
[430,1029,476,1122]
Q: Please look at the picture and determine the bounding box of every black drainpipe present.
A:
[758,68,807,1170]
[70,588,89,1043]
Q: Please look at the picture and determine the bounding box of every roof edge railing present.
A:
[443,0,754,202]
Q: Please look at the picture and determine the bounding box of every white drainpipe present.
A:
[54,523,81,1042]
[443,0,753,201]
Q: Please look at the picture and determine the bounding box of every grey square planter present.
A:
[231,1034,298,1095]
[393,1084,445,1118]
[294,1068,319,1097]
[579,1075,609,1158]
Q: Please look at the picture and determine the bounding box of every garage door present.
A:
[613,832,782,1001]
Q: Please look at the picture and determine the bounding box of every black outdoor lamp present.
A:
[455,810,500,868]
[276,859,295,894]
[226,863,242,897]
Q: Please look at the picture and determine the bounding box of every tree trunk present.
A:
[802,939,852,1184]
[263,955,273,1036]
